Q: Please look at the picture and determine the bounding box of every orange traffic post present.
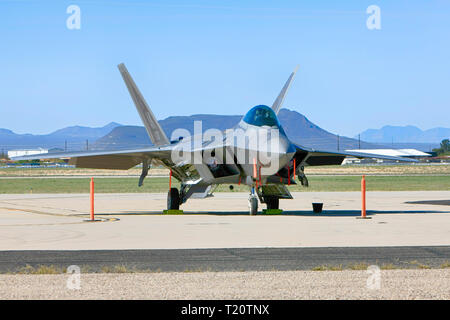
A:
[361,175,366,217]
[90,177,95,221]
[357,175,371,219]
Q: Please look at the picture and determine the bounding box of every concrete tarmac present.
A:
[0,191,449,250]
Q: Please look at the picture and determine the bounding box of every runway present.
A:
[0,246,449,273]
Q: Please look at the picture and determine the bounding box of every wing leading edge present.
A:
[294,144,419,166]
[11,146,174,170]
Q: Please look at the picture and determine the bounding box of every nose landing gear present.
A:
[248,187,258,215]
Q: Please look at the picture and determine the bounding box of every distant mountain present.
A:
[359,125,450,144]
[93,109,382,151]
[3,110,440,153]
[48,122,121,139]
[0,122,122,151]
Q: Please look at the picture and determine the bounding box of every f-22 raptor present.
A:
[14,64,416,215]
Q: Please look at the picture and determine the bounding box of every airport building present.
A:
[342,149,431,164]
[7,148,48,159]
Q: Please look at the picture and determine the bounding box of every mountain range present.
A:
[1,109,444,153]
[93,109,384,151]
[0,123,121,151]
[359,125,450,144]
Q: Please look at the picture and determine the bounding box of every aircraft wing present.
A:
[11,146,174,170]
[293,144,418,166]
[11,63,177,170]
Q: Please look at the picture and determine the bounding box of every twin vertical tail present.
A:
[271,65,299,115]
[118,62,298,145]
[118,63,170,146]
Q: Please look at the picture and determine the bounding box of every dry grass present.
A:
[1,164,449,177]
[305,164,450,175]
[2,261,450,274]
[15,265,65,274]
[380,263,399,270]
[409,260,432,269]
[312,265,344,271]
[347,262,370,270]
[100,265,139,273]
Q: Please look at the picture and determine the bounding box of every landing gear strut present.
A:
[248,187,258,215]
[167,187,180,210]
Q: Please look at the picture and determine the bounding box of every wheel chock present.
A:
[262,209,283,215]
[163,209,184,215]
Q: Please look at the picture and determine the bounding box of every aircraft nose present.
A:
[258,133,296,176]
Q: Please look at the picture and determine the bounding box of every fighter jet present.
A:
[13,64,417,215]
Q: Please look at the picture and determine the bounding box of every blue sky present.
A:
[0,0,449,137]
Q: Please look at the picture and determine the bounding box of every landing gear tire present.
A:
[265,197,279,210]
[249,196,258,215]
[167,188,180,210]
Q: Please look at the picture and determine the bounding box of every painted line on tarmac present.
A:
[0,206,119,226]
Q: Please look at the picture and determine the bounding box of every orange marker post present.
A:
[358,175,371,219]
[90,177,95,221]
[253,158,258,188]
[361,175,366,217]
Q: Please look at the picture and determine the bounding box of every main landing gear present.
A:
[264,196,279,210]
[167,187,180,210]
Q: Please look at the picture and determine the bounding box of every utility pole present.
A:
[86,140,89,151]
[337,135,340,151]
[358,134,361,149]
[64,140,67,152]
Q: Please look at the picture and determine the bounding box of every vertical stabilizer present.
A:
[118,63,170,146]
[271,65,299,115]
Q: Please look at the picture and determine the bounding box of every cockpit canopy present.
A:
[243,105,281,127]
